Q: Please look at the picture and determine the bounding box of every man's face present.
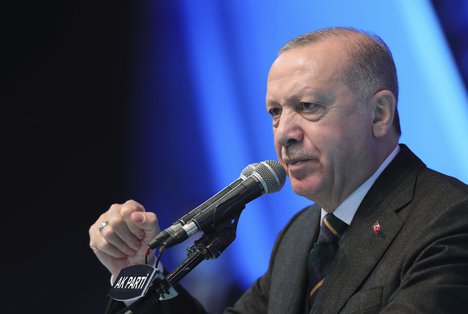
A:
[266,40,378,210]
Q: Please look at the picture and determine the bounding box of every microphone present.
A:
[158,160,286,249]
[148,162,260,249]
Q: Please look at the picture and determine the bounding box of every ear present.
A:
[370,90,396,138]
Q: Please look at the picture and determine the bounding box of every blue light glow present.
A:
[137,0,468,300]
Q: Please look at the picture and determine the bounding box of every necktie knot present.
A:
[318,213,348,244]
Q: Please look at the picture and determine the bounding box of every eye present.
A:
[300,102,319,111]
[268,107,282,117]
[298,102,325,121]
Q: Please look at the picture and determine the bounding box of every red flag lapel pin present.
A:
[372,221,381,235]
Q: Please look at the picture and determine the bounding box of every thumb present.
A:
[132,211,145,224]
[131,211,159,239]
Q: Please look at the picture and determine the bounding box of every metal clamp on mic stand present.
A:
[117,209,242,314]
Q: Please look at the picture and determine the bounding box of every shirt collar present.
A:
[320,145,400,225]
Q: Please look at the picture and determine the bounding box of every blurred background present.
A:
[3,0,468,313]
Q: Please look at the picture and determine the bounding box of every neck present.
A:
[318,141,399,212]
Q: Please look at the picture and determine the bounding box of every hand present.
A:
[89,200,159,279]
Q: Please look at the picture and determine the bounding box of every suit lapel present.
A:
[286,204,320,314]
[311,145,426,313]
[269,204,321,314]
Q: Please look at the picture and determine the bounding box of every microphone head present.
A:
[240,162,259,180]
[251,160,286,193]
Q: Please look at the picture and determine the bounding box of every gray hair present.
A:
[280,27,401,135]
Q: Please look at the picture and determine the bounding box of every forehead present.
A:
[266,40,349,100]
[269,40,348,80]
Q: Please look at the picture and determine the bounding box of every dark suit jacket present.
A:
[109,145,468,313]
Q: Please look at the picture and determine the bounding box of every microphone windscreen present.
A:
[252,160,286,193]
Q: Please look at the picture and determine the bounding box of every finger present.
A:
[99,202,143,251]
[108,216,143,251]
[105,200,146,250]
[121,200,146,240]
[131,211,159,243]
[100,222,138,256]
[89,224,129,259]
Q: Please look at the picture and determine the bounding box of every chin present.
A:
[289,177,323,201]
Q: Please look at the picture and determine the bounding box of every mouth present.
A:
[283,158,310,166]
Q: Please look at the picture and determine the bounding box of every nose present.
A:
[275,109,304,148]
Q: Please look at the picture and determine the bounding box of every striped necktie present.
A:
[307,213,348,308]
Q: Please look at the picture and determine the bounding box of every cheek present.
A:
[274,143,283,160]
[273,131,281,156]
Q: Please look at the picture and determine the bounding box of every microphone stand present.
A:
[116,207,243,314]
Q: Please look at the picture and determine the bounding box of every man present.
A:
[89,27,468,313]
